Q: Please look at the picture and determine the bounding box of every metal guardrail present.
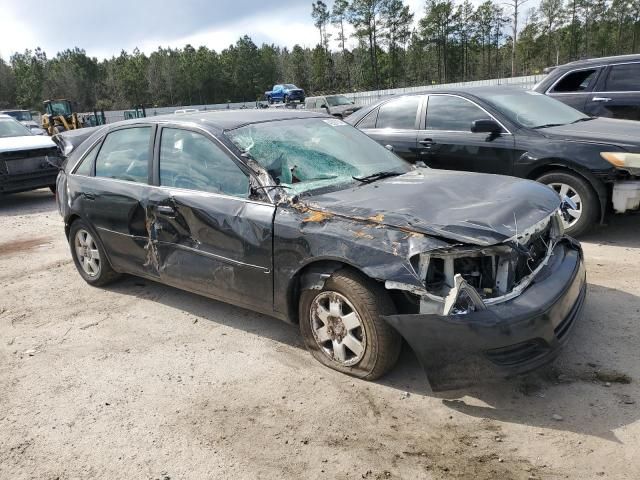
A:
[103,74,545,124]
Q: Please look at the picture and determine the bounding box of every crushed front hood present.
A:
[306,169,561,246]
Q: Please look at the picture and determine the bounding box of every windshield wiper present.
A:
[532,123,566,129]
[251,184,292,191]
[570,117,595,124]
[352,171,402,184]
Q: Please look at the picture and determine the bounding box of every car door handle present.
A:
[592,97,612,102]
[419,138,435,146]
[156,205,175,215]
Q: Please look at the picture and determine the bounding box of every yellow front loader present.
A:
[41,99,80,135]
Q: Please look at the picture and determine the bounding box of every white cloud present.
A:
[0,9,39,60]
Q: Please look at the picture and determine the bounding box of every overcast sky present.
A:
[0,0,430,60]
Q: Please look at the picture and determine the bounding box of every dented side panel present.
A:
[272,204,451,318]
[146,188,276,311]
[66,173,153,277]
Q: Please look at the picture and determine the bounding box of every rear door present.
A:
[418,94,516,175]
[68,125,155,277]
[546,67,603,113]
[147,126,275,311]
[585,62,640,120]
[358,95,422,162]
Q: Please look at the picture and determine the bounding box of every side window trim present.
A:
[424,94,511,135]
[355,108,379,129]
[155,124,259,202]
[70,136,104,176]
[546,66,603,95]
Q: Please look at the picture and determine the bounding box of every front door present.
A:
[147,126,275,312]
[418,94,516,175]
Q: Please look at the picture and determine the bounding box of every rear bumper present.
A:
[385,240,586,376]
[0,169,58,194]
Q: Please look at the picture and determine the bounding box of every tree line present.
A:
[0,0,638,112]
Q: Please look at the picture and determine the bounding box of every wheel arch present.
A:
[525,160,608,223]
[285,258,386,324]
[64,213,82,239]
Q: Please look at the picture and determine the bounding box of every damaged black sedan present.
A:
[56,110,586,380]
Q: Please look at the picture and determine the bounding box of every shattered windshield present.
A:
[326,95,354,107]
[225,117,412,195]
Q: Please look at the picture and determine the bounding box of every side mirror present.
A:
[320,104,328,109]
[471,119,502,134]
[384,144,394,152]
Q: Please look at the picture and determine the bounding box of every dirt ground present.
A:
[0,189,638,480]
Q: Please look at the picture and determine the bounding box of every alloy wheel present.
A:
[550,182,582,229]
[74,229,101,277]
[309,291,366,366]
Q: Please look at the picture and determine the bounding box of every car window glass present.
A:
[95,127,150,183]
[604,63,640,91]
[552,69,597,92]
[74,142,100,176]
[357,109,378,129]
[426,96,488,131]
[160,128,249,197]
[375,96,420,129]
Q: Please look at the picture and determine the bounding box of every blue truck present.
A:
[264,84,305,104]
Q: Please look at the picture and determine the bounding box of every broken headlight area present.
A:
[408,213,563,315]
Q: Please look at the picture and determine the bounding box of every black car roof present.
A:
[111,109,328,132]
[552,53,640,70]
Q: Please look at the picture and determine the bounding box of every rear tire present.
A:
[69,219,120,286]
[536,170,598,237]
[299,269,401,380]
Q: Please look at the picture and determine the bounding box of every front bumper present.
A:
[385,240,586,376]
[286,91,305,101]
[0,169,58,194]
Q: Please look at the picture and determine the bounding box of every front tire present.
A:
[69,219,120,286]
[536,170,598,237]
[299,269,401,380]
[283,94,289,104]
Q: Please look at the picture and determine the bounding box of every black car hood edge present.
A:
[302,169,561,246]
[540,117,640,150]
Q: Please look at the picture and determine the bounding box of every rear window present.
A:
[551,69,598,92]
[604,63,640,91]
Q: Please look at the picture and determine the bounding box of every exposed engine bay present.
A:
[391,212,563,316]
